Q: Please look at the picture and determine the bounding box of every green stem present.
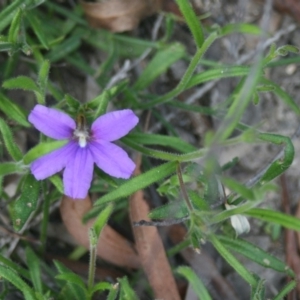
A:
[87,228,97,293]
[209,234,257,286]
[39,182,50,254]
[177,163,193,213]
[174,0,204,48]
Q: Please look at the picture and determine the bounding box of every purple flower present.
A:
[28,105,139,200]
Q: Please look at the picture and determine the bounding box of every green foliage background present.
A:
[0,0,299,299]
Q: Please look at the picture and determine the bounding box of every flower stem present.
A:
[177,163,193,213]
[39,181,50,254]
[87,228,97,292]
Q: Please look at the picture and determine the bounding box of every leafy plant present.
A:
[0,0,299,299]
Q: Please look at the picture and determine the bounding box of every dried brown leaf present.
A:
[60,195,140,268]
[81,0,162,32]
[130,189,181,300]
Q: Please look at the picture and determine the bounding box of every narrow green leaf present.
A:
[0,93,30,127]
[90,282,111,295]
[187,66,250,89]
[95,44,118,87]
[139,31,219,109]
[84,162,179,221]
[168,100,215,115]
[149,201,188,219]
[273,281,296,300]
[119,277,138,300]
[84,30,159,58]
[174,0,204,48]
[252,92,260,105]
[92,204,114,238]
[35,59,50,104]
[267,56,300,68]
[212,53,263,143]
[211,201,257,224]
[0,254,30,279]
[127,133,196,153]
[177,266,212,300]
[221,157,239,171]
[0,162,23,176]
[87,90,111,119]
[256,84,275,93]
[26,11,49,49]
[220,23,262,36]
[87,81,127,114]
[246,208,300,232]
[26,0,47,10]
[48,81,64,101]
[65,94,80,111]
[55,273,86,290]
[0,41,16,52]
[258,133,294,183]
[3,76,40,92]
[209,234,257,286]
[0,0,24,33]
[134,43,186,90]
[260,78,300,115]
[25,247,43,294]
[221,177,255,201]
[217,235,294,276]
[44,1,87,26]
[49,175,63,194]
[0,265,36,300]
[202,163,223,207]
[54,260,87,300]
[122,137,207,161]
[12,174,40,231]
[46,35,81,62]
[93,161,177,206]
[66,53,95,76]
[8,8,23,43]
[0,118,23,161]
[276,45,299,56]
[23,140,68,164]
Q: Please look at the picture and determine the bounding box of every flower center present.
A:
[73,114,89,148]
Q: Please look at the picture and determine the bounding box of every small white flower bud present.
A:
[225,203,250,236]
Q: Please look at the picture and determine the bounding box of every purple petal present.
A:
[89,140,135,179]
[29,104,75,140]
[63,147,94,200]
[31,142,77,180]
[91,109,138,142]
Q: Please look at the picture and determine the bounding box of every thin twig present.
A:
[133,215,190,227]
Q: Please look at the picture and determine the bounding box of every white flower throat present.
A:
[73,114,90,148]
